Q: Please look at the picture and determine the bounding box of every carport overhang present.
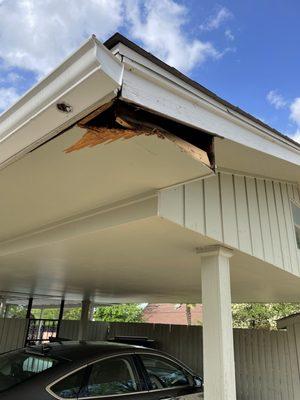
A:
[0,36,123,170]
[0,198,299,304]
[0,89,299,304]
[0,32,299,310]
[1,34,300,400]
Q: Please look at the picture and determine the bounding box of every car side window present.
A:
[79,356,139,398]
[50,367,87,399]
[139,354,191,390]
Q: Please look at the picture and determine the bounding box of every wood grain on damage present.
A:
[64,102,211,167]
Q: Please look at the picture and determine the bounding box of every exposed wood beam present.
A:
[65,100,214,168]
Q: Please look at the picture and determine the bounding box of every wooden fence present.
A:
[60,320,300,400]
[0,318,299,399]
[0,318,28,353]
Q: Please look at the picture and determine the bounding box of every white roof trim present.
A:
[0,36,123,170]
[110,43,300,167]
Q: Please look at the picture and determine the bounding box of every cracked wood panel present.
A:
[64,100,213,168]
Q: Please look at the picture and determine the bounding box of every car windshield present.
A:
[0,349,59,392]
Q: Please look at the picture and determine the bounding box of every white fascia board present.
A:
[117,51,300,167]
[0,36,123,169]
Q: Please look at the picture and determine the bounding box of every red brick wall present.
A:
[143,304,203,325]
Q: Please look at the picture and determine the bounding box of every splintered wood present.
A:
[64,100,212,168]
[64,127,162,153]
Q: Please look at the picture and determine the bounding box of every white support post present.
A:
[78,299,91,341]
[199,245,236,400]
[0,298,6,318]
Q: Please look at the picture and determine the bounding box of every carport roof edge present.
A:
[105,32,300,151]
[0,35,123,170]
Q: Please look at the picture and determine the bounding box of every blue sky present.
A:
[0,0,299,142]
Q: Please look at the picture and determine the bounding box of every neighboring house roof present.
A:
[104,32,300,149]
[143,304,203,326]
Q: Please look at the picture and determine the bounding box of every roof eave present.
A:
[0,36,123,170]
[104,32,300,153]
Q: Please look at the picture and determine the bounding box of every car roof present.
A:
[25,341,156,363]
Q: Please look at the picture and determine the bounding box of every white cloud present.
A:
[125,0,221,72]
[0,0,124,74]
[225,29,234,41]
[266,90,287,109]
[292,130,300,143]
[290,98,300,125]
[289,98,300,142]
[0,87,20,111]
[0,0,228,77]
[201,7,233,31]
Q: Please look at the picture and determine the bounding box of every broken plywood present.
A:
[65,100,213,168]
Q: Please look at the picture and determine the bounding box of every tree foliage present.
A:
[232,303,300,329]
[5,304,143,323]
[63,307,81,320]
[93,304,144,323]
[5,305,27,318]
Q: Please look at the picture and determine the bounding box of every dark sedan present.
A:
[0,341,203,399]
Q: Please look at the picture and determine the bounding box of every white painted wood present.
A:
[185,181,205,234]
[204,175,223,241]
[292,185,300,203]
[219,173,238,247]
[245,177,264,259]
[0,37,124,170]
[273,181,292,272]
[200,246,236,400]
[121,64,300,168]
[265,180,284,267]
[280,183,299,275]
[0,196,158,257]
[233,175,252,254]
[256,179,274,264]
[78,299,91,340]
[159,172,300,277]
[159,186,184,225]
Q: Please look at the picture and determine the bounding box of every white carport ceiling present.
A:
[0,125,212,242]
[215,137,300,184]
[0,124,299,303]
[0,216,299,303]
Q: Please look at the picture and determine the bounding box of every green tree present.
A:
[6,305,27,318]
[31,308,59,319]
[93,304,144,323]
[232,303,300,329]
[63,307,81,320]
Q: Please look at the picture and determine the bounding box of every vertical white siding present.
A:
[234,175,252,254]
[159,172,300,276]
[265,180,284,267]
[204,175,223,241]
[185,180,205,233]
[220,173,238,248]
[256,179,274,264]
[245,177,264,259]
[159,186,184,225]
[273,181,292,272]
